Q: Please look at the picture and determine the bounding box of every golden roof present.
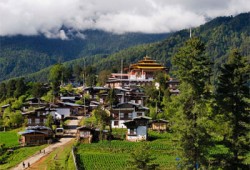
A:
[130,56,166,70]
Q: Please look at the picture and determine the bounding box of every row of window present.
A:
[113,112,143,119]
[28,118,46,124]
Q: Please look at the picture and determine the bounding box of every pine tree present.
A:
[171,37,212,168]
[215,49,250,168]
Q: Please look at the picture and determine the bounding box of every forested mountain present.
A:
[2,12,250,82]
[0,30,170,82]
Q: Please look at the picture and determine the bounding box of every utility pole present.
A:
[83,58,86,117]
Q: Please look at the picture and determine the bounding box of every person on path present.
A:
[44,149,45,154]
[22,162,25,168]
[28,162,30,168]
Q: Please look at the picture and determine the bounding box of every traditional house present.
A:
[18,130,48,146]
[22,107,56,126]
[167,79,180,95]
[150,119,169,132]
[22,98,47,111]
[111,102,149,128]
[26,126,53,137]
[76,126,95,143]
[123,116,151,142]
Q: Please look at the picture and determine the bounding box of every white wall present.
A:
[55,108,71,118]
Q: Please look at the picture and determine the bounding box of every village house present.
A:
[76,126,95,143]
[18,130,49,146]
[18,126,53,146]
[123,116,151,142]
[111,102,149,128]
[22,107,56,126]
[149,119,169,132]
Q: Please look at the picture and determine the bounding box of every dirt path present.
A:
[11,116,82,170]
[27,138,75,170]
[12,137,73,170]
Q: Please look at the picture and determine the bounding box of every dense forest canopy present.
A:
[0,30,170,82]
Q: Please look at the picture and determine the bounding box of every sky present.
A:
[0,0,249,39]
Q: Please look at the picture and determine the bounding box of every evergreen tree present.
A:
[49,64,64,98]
[0,82,7,100]
[215,49,250,168]
[171,37,212,168]
[14,78,27,98]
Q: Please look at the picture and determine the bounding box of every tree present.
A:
[14,78,27,98]
[171,37,212,168]
[0,82,7,100]
[45,114,54,129]
[97,70,111,86]
[127,142,158,170]
[215,49,250,168]
[31,82,47,99]
[49,64,64,98]
[7,79,16,98]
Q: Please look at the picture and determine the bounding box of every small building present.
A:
[124,116,151,142]
[76,126,95,143]
[18,130,48,146]
[150,119,169,132]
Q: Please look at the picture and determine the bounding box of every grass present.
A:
[0,144,47,170]
[0,131,19,148]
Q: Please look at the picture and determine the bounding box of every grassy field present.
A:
[0,131,19,147]
[76,131,180,170]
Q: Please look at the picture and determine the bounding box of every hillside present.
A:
[2,12,250,82]
[0,30,170,82]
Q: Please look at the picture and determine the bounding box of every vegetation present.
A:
[76,132,179,170]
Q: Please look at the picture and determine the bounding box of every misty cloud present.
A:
[0,0,249,39]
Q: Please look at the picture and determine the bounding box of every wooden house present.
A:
[22,107,56,126]
[18,130,48,146]
[76,126,95,143]
[111,102,149,128]
[150,119,169,132]
[123,116,151,142]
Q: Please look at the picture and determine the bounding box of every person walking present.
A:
[28,162,30,168]
[22,162,25,168]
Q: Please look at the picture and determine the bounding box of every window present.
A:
[129,128,136,135]
[28,118,32,124]
[114,121,119,126]
[35,118,40,124]
[43,119,47,124]
[137,112,142,116]
[128,113,132,119]
[120,113,124,118]
[80,131,90,137]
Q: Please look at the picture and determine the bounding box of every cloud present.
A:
[0,0,249,38]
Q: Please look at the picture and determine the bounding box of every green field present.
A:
[76,131,180,170]
[0,131,19,148]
